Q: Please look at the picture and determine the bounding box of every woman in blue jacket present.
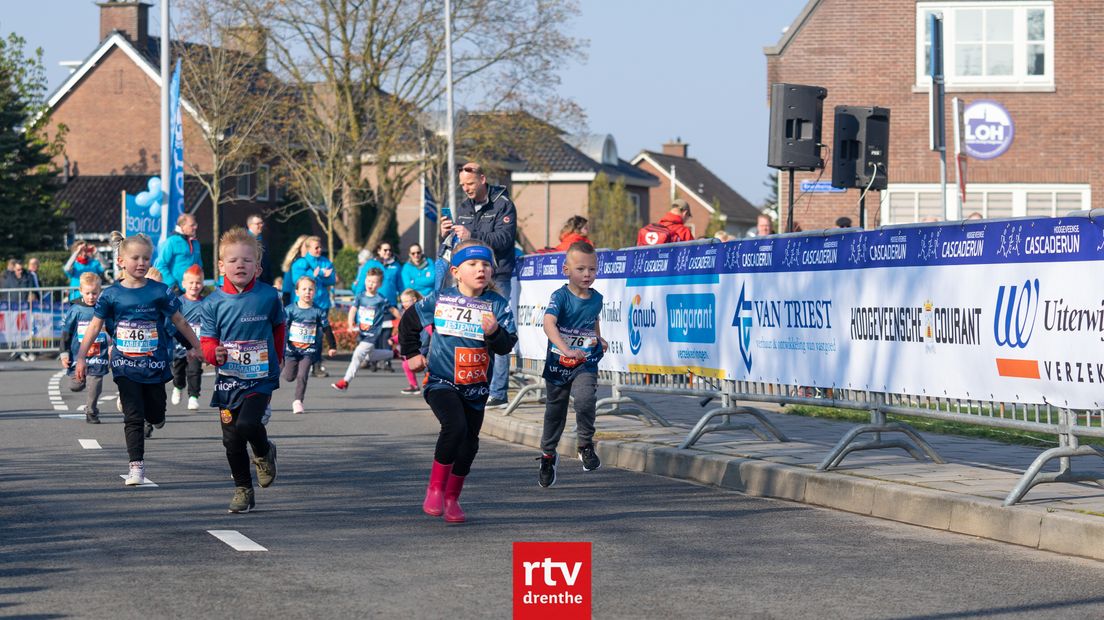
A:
[353,242,402,304]
[400,244,436,297]
[289,236,336,311]
[64,241,108,300]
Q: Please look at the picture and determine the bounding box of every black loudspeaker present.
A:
[767,83,828,171]
[831,105,890,190]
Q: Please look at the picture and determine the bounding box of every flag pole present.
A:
[160,0,170,246]
[444,0,456,228]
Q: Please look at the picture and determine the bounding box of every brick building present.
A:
[46,0,276,247]
[766,0,1096,229]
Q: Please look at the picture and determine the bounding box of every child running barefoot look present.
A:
[283,277,337,414]
[399,240,517,523]
[202,228,285,513]
[61,273,110,424]
[75,234,202,486]
[172,265,206,411]
[396,288,429,395]
[331,268,399,392]
[537,241,607,488]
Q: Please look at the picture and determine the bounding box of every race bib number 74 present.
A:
[434,295,492,341]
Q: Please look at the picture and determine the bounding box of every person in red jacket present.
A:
[637,199,694,246]
[554,216,593,252]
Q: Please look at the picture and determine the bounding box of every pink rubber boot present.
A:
[423,460,451,516]
[443,474,467,523]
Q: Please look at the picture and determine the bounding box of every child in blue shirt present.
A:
[61,272,111,424]
[331,267,399,391]
[75,233,202,487]
[171,265,207,411]
[283,276,337,414]
[399,240,518,524]
[201,228,285,514]
[536,241,607,487]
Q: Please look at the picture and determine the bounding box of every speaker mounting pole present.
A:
[786,169,795,233]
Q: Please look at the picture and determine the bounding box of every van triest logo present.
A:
[513,542,591,620]
[628,294,656,356]
[994,278,1039,349]
[734,283,753,372]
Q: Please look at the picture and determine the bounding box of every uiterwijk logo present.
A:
[993,278,1041,380]
[628,294,656,356]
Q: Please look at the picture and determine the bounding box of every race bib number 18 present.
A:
[222,340,269,380]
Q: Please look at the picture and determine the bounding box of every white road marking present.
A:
[78,439,102,449]
[118,475,158,487]
[48,371,68,411]
[207,530,266,551]
[100,395,115,401]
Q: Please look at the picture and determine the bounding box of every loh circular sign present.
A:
[963,100,1014,160]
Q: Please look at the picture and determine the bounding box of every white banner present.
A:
[516,218,1104,409]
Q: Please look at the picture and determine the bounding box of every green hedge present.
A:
[333,247,359,290]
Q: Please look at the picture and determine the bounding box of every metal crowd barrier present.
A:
[0,286,74,355]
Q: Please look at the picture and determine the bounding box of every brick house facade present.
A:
[766,0,1096,230]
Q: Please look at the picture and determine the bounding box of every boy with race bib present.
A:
[331,267,399,392]
[537,241,607,488]
[399,240,517,523]
[61,272,111,424]
[283,276,336,413]
[171,265,206,411]
[201,228,285,514]
[75,234,202,486]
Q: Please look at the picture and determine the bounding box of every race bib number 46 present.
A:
[454,346,489,385]
[222,340,269,380]
[435,295,492,341]
[116,319,157,357]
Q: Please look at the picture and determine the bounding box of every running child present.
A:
[395,288,430,395]
[61,273,111,424]
[283,276,337,414]
[75,233,202,486]
[399,239,517,523]
[331,268,399,392]
[201,228,284,514]
[536,241,607,488]
[171,265,206,411]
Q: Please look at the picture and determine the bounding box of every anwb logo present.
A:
[994,278,1039,349]
[666,294,715,344]
[513,542,591,620]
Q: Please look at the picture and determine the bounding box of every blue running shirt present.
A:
[202,282,285,410]
[94,280,181,383]
[542,285,604,386]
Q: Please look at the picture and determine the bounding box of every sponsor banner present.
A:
[516,216,1104,408]
[0,304,64,345]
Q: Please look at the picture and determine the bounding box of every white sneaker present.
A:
[116,396,122,412]
[171,387,182,405]
[187,396,199,410]
[125,460,145,486]
[292,400,304,414]
[261,404,272,425]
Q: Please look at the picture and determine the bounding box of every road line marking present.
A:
[118,475,158,487]
[100,395,115,401]
[208,530,266,551]
[78,439,102,449]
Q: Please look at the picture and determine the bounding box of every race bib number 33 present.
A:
[289,321,316,348]
[222,340,269,380]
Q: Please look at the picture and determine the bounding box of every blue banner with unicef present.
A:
[515,215,1104,409]
[123,177,166,252]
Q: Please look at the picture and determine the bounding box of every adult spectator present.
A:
[636,199,694,246]
[280,235,309,305]
[246,214,274,284]
[835,216,853,228]
[401,243,436,297]
[554,216,593,252]
[290,236,337,378]
[2,259,30,289]
[353,242,402,303]
[440,161,518,407]
[26,257,41,288]
[63,242,107,301]
[155,213,203,292]
[749,213,774,237]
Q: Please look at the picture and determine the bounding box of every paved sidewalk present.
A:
[481,385,1104,562]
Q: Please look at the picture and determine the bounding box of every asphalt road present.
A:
[3,358,1104,619]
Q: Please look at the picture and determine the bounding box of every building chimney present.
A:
[224,26,268,68]
[97,0,151,49]
[662,137,688,158]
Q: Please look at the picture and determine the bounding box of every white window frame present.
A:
[236,162,253,199]
[256,164,271,202]
[628,192,642,224]
[880,183,1091,225]
[915,1,1054,92]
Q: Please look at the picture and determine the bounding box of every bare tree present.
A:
[588,172,638,250]
[220,0,585,251]
[175,0,283,261]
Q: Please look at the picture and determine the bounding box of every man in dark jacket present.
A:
[247,214,274,284]
[440,162,518,406]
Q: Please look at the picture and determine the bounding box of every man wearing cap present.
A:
[440,162,518,407]
[638,199,695,245]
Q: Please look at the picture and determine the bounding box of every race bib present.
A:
[289,321,316,349]
[434,295,492,341]
[116,319,158,357]
[77,320,107,357]
[188,322,201,339]
[222,340,269,380]
[357,307,377,331]
[551,326,597,357]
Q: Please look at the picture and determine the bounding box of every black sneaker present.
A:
[537,453,557,488]
[578,444,601,471]
[485,396,509,408]
[86,412,101,424]
[400,386,421,395]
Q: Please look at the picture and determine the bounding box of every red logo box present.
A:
[513,541,592,620]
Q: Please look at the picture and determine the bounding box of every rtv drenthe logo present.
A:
[732,283,753,372]
[628,294,656,355]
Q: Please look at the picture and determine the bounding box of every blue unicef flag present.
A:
[124,177,165,253]
[168,58,185,229]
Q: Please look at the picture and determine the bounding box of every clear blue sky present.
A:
[3,0,809,206]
